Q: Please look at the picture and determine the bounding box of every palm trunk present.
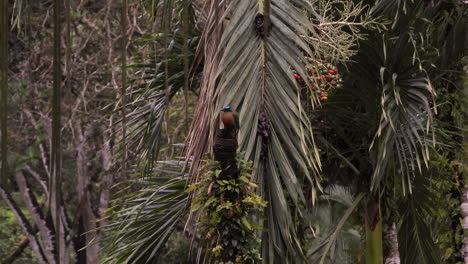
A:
[365,200,383,264]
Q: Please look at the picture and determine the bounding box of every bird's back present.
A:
[221,111,236,128]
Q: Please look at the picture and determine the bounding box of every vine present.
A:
[189,156,266,263]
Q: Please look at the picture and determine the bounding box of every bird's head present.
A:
[221,105,232,112]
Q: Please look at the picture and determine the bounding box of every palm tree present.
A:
[313,0,467,263]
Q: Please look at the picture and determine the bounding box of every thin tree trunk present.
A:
[120,0,128,179]
[65,0,71,97]
[182,0,190,130]
[2,202,48,264]
[52,0,63,261]
[0,0,8,188]
[15,172,56,263]
[98,134,113,223]
[461,69,468,264]
[384,223,400,264]
[461,185,468,263]
[74,121,100,263]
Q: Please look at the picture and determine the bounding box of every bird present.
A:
[220,105,239,134]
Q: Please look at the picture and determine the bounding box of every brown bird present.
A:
[220,106,239,133]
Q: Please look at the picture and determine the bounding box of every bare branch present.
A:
[15,171,56,264]
[0,187,48,264]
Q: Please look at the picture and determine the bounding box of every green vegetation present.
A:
[0,203,37,263]
[189,157,266,263]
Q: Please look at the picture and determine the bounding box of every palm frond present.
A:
[321,185,356,207]
[397,175,440,264]
[370,69,435,193]
[117,31,199,169]
[101,172,188,264]
[208,1,323,261]
[427,1,467,70]
[307,189,363,264]
[363,4,437,192]
[184,0,227,180]
[112,0,199,171]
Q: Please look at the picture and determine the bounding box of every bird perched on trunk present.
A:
[220,106,239,137]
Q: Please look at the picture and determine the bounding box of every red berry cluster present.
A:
[320,91,328,101]
[294,63,342,102]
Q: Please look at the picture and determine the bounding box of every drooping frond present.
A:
[113,0,198,171]
[185,0,227,180]
[117,31,199,170]
[370,63,435,193]
[364,1,438,192]
[309,192,364,264]
[101,170,188,263]
[368,0,467,193]
[210,1,322,262]
[397,175,440,264]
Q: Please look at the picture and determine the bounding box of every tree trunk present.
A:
[384,223,400,264]
[75,121,100,264]
[0,0,8,188]
[365,199,383,264]
[461,185,468,263]
[51,0,63,261]
[462,63,468,263]
[15,172,56,263]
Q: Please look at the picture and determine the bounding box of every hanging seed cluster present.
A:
[257,111,270,160]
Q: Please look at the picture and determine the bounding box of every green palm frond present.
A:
[427,2,467,70]
[354,2,437,192]
[113,0,199,170]
[117,32,199,168]
[368,0,466,192]
[101,170,188,264]
[307,188,363,264]
[370,67,435,193]
[397,174,440,264]
[210,1,323,261]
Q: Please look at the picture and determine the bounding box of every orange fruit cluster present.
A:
[293,63,342,102]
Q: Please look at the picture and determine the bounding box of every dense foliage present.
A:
[189,157,266,263]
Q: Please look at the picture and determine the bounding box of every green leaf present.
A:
[241,216,252,231]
